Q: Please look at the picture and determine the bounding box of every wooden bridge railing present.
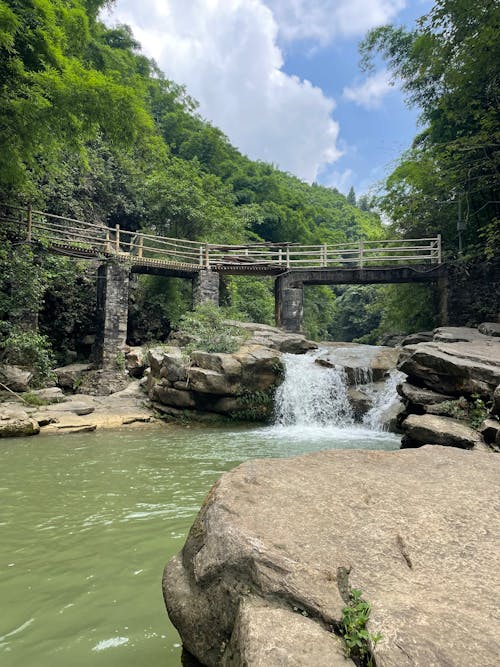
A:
[0,204,442,269]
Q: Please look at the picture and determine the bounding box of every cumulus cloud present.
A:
[265,0,406,44]
[343,70,393,109]
[104,0,340,182]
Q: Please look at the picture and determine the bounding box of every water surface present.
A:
[1,423,399,667]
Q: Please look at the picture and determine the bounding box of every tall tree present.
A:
[362,0,500,257]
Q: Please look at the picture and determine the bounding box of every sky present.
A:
[103,0,433,196]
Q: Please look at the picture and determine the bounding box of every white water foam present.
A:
[274,351,353,427]
[363,369,406,431]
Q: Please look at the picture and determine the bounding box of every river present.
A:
[1,348,402,666]
[0,422,399,667]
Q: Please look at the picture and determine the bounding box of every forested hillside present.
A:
[0,0,386,364]
[0,0,497,372]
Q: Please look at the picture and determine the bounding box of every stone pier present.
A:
[193,269,220,306]
[93,260,130,368]
[275,275,304,333]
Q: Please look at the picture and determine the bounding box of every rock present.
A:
[55,424,97,434]
[401,331,434,346]
[315,344,399,384]
[398,340,500,396]
[0,415,40,437]
[164,447,500,667]
[401,413,484,449]
[29,387,65,403]
[54,363,92,391]
[347,387,373,420]
[494,385,500,415]
[152,385,196,409]
[224,321,317,354]
[221,601,353,667]
[77,370,130,396]
[478,322,500,337]
[190,351,242,378]
[188,367,237,396]
[432,326,488,343]
[479,418,500,444]
[125,347,147,378]
[0,365,33,392]
[379,332,405,347]
[45,400,95,415]
[397,382,454,407]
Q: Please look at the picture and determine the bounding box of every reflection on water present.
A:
[0,424,399,667]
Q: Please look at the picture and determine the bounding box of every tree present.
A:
[347,186,356,206]
[362,0,500,258]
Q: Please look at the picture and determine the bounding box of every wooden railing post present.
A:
[278,248,283,265]
[138,234,144,258]
[204,243,210,268]
[437,234,442,264]
[199,246,204,266]
[322,243,327,267]
[358,239,364,268]
[27,204,32,242]
[286,245,290,268]
[115,224,120,253]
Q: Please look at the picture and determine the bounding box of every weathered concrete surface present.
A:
[164,447,500,667]
[93,260,130,369]
[401,413,485,449]
[399,338,500,396]
[193,270,220,306]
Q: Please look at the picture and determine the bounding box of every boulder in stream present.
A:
[164,446,500,667]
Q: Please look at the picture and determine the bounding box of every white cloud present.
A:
[104,0,341,182]
[321,167,355,194]
[264,0,406,44]
[343,70,393,109]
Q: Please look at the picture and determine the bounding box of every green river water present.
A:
[0,423,399,667]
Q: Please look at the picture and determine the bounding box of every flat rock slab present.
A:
[164,447,500,667]
[399,339,500,395]
[401,413,484,449]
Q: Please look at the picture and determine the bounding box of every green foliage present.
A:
[177,304,246,355]
[341,589,382,666]
[303,286,337,341]
[115,350,125,371]
[21,392,49,407]
[362,0,499,258]
[372,284,438,339]
[1,330,55,387]
[232,388,277,423]
[437,395,489,429]
[224,276,275,325]
[468,394,489,430]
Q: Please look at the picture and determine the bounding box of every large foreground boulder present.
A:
[164,447,499,667]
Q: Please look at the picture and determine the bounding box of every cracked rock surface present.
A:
[164,446,500,667]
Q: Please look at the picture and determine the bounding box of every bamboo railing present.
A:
[0,204,442,270]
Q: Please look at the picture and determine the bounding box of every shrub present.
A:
[1,330,55,387]
[177,303,247,355]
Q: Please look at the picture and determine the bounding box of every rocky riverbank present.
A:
[164,446,500,666]
[397,325,500,451]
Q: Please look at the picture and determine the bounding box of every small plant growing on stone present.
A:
[468,394,488,430]
[115,351,126,371]
[341,588,381,666]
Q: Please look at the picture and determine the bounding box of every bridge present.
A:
[1,204,447,366]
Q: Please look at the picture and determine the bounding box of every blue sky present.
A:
[104,1,433,196]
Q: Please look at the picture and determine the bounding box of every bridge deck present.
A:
[1,203,443,277]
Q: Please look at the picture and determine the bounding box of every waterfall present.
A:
[363,369,405,431]
[274,352,354,427]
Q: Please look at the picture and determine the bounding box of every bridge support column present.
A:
[93,260,130,368]
[437,275,449,326]
[275,275,304,332]
[193,269,220,307]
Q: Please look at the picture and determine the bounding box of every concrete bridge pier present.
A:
[275,274,304,332]
[193,269,220,307]
[93,260,130,368]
